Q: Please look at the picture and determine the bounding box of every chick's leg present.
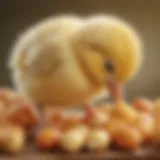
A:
[83,104,97,123]
[38,105,48,126]
[32,104,49,134]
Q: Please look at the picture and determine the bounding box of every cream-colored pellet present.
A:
[87,128,110,151]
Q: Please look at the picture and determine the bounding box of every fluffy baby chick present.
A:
[8,15,143,110]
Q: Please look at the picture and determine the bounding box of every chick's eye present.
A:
[105,61,114,73]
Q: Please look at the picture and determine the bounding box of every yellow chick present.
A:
[8,15,143,109]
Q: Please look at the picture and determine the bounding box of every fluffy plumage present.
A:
[8,15,143,107]
[72,15,143,83]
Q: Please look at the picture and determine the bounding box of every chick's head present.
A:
[72,15,143,102]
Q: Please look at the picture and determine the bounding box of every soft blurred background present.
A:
[0,0,160,101]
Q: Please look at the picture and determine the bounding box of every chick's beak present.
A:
[107,76,125,103]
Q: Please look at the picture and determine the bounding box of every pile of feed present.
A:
[0,87,158,154]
